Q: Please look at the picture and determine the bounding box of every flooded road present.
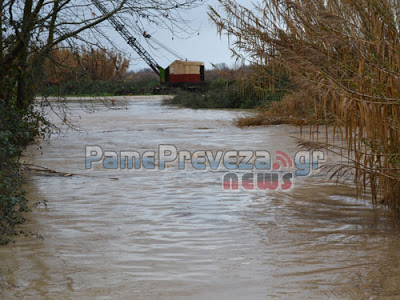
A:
[1,97,400,299]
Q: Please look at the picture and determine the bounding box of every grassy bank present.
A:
[164,79,288,109]
[235,91,336,127]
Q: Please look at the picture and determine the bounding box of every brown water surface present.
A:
[1,97,399,299]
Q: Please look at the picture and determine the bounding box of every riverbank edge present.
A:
[38,95,174,102]
[0,103,37,245]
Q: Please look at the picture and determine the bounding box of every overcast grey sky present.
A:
[116,0,254,71]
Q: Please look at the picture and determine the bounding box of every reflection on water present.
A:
[1,97,400,299]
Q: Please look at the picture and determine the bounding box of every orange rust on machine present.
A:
[166,60,205,83]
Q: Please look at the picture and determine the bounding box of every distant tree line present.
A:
[44,46,130,84]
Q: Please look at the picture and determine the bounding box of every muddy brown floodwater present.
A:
[1,96,400,299]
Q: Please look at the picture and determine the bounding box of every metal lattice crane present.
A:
[90,0,165,80]
[91,0,205,86]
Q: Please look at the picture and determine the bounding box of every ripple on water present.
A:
[1,98,400,299]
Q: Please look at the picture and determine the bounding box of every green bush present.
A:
[0,101,39,244]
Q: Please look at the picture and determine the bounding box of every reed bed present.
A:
[210,0,400,210]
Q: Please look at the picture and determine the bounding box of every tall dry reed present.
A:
[210,0,400,209]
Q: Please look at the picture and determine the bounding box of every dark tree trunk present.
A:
[16,0,33,110]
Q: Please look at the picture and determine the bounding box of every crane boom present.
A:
[90,0,164,79]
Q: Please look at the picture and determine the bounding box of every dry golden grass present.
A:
[236,92,333,126]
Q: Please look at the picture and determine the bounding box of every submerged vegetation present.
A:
[210,0,400,209]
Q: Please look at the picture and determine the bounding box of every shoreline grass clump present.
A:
[210,0,400,210]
